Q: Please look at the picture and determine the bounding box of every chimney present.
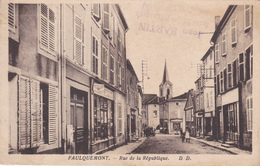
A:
[215,16,221,30]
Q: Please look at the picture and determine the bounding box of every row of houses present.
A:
[8,3,143,154]
[142,5,253,151]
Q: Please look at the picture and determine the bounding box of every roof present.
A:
[201,46,213,61]
[115,4,129,32]
[142,94,159,105]
[210,5,236,43]
[170,92,188,100]
[184,89,196,111]
[161,60,170,85]
[127,59,139,82]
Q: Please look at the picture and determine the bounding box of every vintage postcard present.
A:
[0,0,259,165]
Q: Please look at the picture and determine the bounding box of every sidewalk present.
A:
[102,137,147,155]
[190,137,252,155]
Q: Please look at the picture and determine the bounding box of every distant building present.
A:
[142,94,160,130]
[184,89,196,137]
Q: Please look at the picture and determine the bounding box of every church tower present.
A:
[159,60,173,100]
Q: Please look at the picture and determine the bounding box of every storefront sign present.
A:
[93,83,114,100]
[222,88,238,105]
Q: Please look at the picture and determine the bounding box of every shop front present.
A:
[91,82,115,153]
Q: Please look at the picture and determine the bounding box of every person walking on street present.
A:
[185,127,191,143]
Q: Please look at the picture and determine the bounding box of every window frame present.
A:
[215,43,219,63]
[246,96,253,131]
[239,52,245,82]
[230,18,237,45]
[74,12,85,66]
[222,32,227,56]
[102,4,110,33]
[244,5,252,32]
[101,45,108,80]
[227,63,232,88]
[92,35,99,75]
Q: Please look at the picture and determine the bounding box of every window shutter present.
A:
[103,4,109,32]
[40,4,49,51]
[8,3,15,32]
[74,15,83,65]
[49,9,55,53]
[93,4,100,18]
[48,85,58,144]
[30,79,41,147]
[18,76,31,149]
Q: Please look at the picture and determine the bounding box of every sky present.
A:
[120,1,227,96]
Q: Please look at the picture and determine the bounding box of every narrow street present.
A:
[132,134,231,154]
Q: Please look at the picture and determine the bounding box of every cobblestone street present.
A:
[132,134,232,154]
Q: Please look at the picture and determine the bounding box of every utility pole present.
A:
[142,60,149,93]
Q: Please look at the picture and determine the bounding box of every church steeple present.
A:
[162,59,170,84]
[159,60,173,100]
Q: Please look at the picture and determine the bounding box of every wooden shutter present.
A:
[48,85,58,144]
[103,4,109,32]
[49,8,55,53]
[40,4,49,50]
[18,76,31,149]
[74,15,83,65]
[30,79,41,147]
[93,4,100,18]
[8,3,15,32]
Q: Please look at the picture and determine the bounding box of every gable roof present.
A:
[142,94,159,105]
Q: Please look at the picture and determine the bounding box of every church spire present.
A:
[162,59,170,84]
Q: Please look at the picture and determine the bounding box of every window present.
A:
[200,95,203,109]
[217,74,220,95]
[220,71,224,93]
[109,54,115,84]
[231,19,237,45]
[222,33,227,56]
[239,53,244,81]
[209,65,212,78]
[245,45,253,80]
[117,28,122,54]
[210,91,213,106]
[131,111,136,133]
[117,103,122,135]
[92,36,98,75]
[117,56,122,87]
[244,5,251,31]
[227,103,237,132]
[8,3,15,33]
[206,93,209,107]
[18,76,58,149]
[74,14,84,65]
[121,66,125,90]
[101,45,108,80]
[94,96,113,140]
[233,59,238,86]
[39,4,56,55]
[153,111,157,118]
[92,4,100,19]
[110,14,116,45]
[246,97,253,131]
[228,64,232,88]
[215,43,219,63]
[224,68,227,92]
[103,4,109,33]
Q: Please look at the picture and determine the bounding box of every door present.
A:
[70,88,88,154]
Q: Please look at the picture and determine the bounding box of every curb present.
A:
[127,137,148,154]
[190,137,238,154]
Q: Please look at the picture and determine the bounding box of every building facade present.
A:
[8,3,130,154]
[184,89,196,137]
[211,5,253,150]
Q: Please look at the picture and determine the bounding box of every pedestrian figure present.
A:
[179,128,183,138]
[185,127,190,143]
[182,131,185,143]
